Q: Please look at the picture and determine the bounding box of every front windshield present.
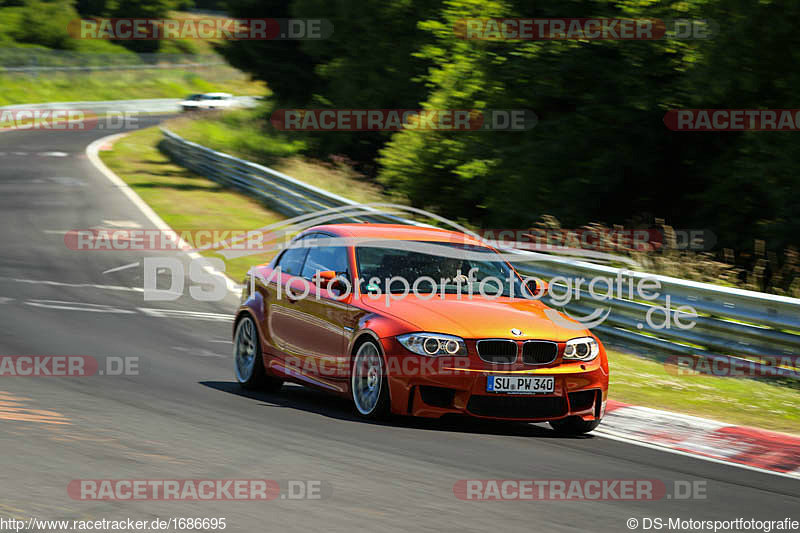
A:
[355,240,528,298]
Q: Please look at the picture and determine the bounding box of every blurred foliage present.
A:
[3,0,797,287]
[220,0,800,276]
[74,0,186,20]
[191,0,225,10]
[379,0,800,260]
[527,215,799,297]
[0,0,194,53]
[0,64,264,105]
[0,0,88,50]
[220,0,441,169]
[74,0,190,52]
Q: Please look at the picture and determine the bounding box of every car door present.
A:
[264,234,311,365]
[295,233,355,389]
[267,233,354,391]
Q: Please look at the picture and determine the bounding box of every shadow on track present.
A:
[200,380,593,440]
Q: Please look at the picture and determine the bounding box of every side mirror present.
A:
[313,270,346,292]
[524,278,548,297]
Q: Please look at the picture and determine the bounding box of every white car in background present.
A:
[180,93,237,112]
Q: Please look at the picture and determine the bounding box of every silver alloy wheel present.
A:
[351,341,383,415]
[234,318,257,383]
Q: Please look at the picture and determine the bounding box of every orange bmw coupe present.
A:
[233,224,609,434]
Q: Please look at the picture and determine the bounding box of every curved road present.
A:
[0,119,797,532]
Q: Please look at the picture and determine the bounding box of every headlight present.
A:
[563,337,599,361]
[397,333,467,356]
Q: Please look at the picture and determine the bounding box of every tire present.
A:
[233,316,282,392]
[350,339,390,419]
[549,416,601,435]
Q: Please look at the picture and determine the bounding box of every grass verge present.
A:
[609,349,799,435]
[99,126,283,282]
[101,126,800,435]
[164,110,393,205]
[0,66,265,106]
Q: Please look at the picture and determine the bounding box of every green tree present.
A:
[220,0,440,166]
[379,0,699,226]
[74,0,186,52]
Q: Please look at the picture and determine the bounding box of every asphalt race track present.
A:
[0,118,797,532]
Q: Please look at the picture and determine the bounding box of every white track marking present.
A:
[38,151,68,157]
[86,134,239,296]
[51,176,85,186]
[12,293,231,322]
[31,177,86,186]
[602,404,727,439]
[137,308,233,321]
[589,404,800,480]
[593,429,800,481]
[25,299,136,314]
[101,219,142,228]
[0,276,144,293]
[102,262,140,275]
[171,346,226,358]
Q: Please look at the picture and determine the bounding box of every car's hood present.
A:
[359,295,589,341]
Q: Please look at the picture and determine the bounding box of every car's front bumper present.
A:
[380,337,609,422]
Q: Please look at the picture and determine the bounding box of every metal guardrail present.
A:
[161,128,412,225]
[1,62,225,73]
[158,127,800,362]
[512,258,800,358]
[0,97,259,115]
[0,50,223,70]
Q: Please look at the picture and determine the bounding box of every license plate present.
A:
[487,375,554,394]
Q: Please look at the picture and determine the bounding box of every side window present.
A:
[275,236,310,276]
[301,235,349,279]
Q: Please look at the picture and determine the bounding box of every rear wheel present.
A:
[350,340,389,419]
[234,316,282,391]
[549,416,601,435]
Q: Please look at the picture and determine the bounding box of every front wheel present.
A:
[549,416,601,435]
[233,316,282,391]
[350,340,389,419]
